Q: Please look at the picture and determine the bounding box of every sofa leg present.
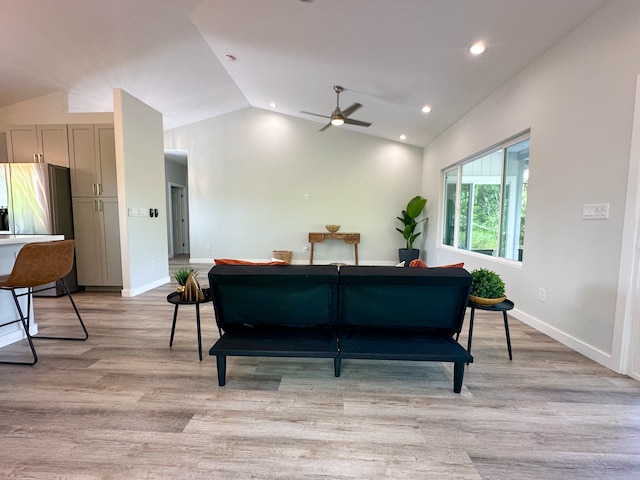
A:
[334,357,341,377]
[453,362,465,394]
[216,355,227,386]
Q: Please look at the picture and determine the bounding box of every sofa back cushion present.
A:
[338,266,471,334]
[208,265,339,331]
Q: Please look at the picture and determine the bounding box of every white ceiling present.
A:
[0,0,610,147]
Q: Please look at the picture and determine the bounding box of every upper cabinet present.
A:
[68,124,117,198]
[2,124,69,166]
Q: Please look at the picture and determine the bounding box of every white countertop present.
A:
[0,234,64,246]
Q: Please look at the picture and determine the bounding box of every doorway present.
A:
[169,184,188,257]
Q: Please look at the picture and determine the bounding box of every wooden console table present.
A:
[308,232,360,265]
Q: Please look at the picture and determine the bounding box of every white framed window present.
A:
[442,132,529,262]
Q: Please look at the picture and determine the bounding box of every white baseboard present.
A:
[121,276,171,298]
[512,308,617,371]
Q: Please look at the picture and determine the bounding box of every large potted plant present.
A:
[469,268,506,305]
[396,195,427,264]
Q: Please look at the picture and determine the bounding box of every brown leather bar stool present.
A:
[0,240,88,365]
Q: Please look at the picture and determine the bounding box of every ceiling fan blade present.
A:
[341,102,362,118]
[301,110,331,119]
[344,118,371,128]
[319,122,332,131]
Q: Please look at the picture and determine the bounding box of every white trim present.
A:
[513,308,616,370]
[121,276,170,298]
[613,75,640,376]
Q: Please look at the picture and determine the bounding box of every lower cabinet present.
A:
[72,197,122,287]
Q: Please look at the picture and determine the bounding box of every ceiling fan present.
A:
[302,85,372,131]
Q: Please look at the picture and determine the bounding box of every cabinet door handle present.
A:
[97,183,102,195]
[39,154,43,162]
[98,199,103,212]
[94,199,99,212]
[33,154,38,163]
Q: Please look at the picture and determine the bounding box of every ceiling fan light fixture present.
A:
[331,115,345,126]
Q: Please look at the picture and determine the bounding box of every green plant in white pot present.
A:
[396,195,427,264]
[469,268,506,305]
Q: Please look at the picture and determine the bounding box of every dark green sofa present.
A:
[208,264,473,393]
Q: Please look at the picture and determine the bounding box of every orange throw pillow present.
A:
[409,259,428,268]
[408,259,464,269]
[214,258,289,266]
[435,262,465,268]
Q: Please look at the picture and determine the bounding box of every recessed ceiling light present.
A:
[399,134,407,141]
[269,102,277,108]
[469,41,486,55]
[421,105,432,114]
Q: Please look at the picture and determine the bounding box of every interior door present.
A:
[171,186,185,256]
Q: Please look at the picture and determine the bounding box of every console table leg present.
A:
[334,357,341,377]
[354,244,359,265]
[309,243,315,265]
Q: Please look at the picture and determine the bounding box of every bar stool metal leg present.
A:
[0,288,38,365]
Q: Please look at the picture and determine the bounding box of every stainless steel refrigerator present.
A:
[0,163,78,295]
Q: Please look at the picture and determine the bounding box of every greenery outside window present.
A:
[442,133,529,262]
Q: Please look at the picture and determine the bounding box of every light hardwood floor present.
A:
[1,259,639,479]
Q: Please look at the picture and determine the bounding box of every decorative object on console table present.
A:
[308,231,360,265]
[469,268,506,305]
[396,195,427,265]
[325,224,340,233]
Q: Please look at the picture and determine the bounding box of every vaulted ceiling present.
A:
[0,0,610,146]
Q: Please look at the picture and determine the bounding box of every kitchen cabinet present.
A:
[68,123,121,287]
[2,124,69,166]
[68,124,117,197]
[72,197,122,287]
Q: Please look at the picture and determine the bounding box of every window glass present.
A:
[441,134,529,262]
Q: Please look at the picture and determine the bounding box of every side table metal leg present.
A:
[169,304,179,348]
[503,311,513,360]
[467,308,475,357]
[196,304,202,361]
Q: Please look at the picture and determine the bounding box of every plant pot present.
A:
[398,248,420,266]
[469,294,507,306]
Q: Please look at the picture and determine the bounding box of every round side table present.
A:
[166,287,211,361]
[458,299,514,360]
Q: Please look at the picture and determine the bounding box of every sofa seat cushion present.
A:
[210,327,339,358]
[339,329,472,363]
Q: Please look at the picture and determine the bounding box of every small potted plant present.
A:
[469,268,506,305]
[396,195,427,264]
[172,267,200,293]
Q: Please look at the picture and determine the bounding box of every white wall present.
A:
[164,107,424,264]
[114,89,169,296]
[421,0,640,370]
[0,91,113,125]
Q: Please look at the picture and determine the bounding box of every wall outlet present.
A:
[538,288,546,302]
[206,245,212,251]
